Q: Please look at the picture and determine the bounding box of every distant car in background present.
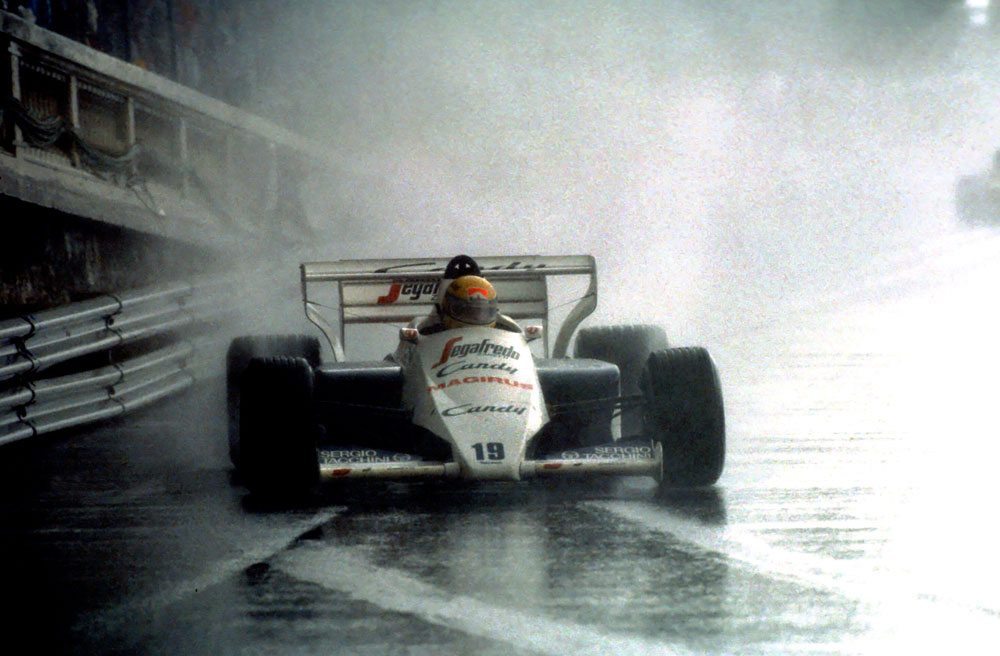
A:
[956,151,1000,225]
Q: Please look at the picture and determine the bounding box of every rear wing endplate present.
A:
[300,255,597,361]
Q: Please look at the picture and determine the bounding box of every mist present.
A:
[9,7,1000,647]
[220,0,1000,357]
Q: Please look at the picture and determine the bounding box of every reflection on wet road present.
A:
[3,229,1000,654]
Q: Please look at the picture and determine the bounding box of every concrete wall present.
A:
[0,194,212,318]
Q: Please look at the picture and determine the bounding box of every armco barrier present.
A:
[1,281,220,446]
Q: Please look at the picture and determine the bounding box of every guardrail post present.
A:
[224,132,235,208]
[68,73,80,167]
[178,117,189,197]
[265,141,278,215]
[125,96,136,178]
[6,39,22,154]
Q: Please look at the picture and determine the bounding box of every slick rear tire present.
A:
[641,347,725,488]
[239,356,320,500]
[227,335,321,470]
[575,324,668,436]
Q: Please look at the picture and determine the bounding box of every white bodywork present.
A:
[302,255,662,483]
[396,327,547,480]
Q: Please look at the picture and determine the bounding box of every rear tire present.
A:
[641,347,725,488]
[575,325,668,436]
[227,335,321,469]
[239,356,320,500]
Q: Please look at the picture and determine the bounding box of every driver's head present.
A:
[442,275,498,329]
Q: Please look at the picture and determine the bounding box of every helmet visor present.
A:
[444,296,498,326]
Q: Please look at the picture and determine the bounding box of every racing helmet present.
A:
[443,254,481,279]
[436,255,482,308]
[441,275,498,329]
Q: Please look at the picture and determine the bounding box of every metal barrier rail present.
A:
[0,281,218,446]
[0,282,194,381]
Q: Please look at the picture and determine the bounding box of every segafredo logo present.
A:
[432,336,520,367]
[442,403,527,417]
[377,280,440,304]
[431,336,521,377]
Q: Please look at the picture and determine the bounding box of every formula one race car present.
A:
[226,255,724,499]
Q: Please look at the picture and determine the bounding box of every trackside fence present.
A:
[0,281,223,446]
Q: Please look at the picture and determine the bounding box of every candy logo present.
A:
[442,403,527,417]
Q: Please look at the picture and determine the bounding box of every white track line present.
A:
[276,541,700,656]
[586,500,869,589]
[76,508,344,642]
[585,500,1000,644]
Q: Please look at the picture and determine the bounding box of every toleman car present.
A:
[226,255,724,499]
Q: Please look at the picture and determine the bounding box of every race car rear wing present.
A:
[300,255,597,361]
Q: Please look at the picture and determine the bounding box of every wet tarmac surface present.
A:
[3,229,1000,655]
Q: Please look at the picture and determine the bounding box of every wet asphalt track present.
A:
[3,228,1000,655]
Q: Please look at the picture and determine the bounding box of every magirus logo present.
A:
[377,280,440,304]
[426,376,533,393]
